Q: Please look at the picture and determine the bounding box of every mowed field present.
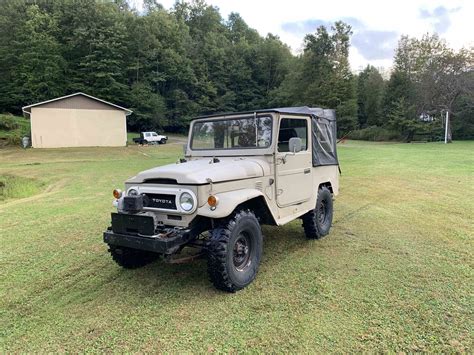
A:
[1,140,473,352]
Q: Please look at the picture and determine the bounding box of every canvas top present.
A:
[194,106,336,121]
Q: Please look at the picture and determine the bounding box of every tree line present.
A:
[0,0,472,140]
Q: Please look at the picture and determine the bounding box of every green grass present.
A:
[0,174,44,201]
[0,140,472,352]
[127,132,139,144]
[0,114,30,146]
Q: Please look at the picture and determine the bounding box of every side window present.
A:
[152,133,158,137]
[145,133,151,137]
[278,118,307,152]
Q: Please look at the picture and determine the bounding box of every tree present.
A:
[0,4,65,112]
[419,47,473,142]
[388,33,473,141]
[451,71,474,139]
[357,65,385,127]
[128,82,166,131]
[301,22,357,135]
[387,97,420,141]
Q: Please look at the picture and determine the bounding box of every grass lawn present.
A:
[0,140,472,352]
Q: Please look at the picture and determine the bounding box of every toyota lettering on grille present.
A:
[143,193,177,210]
[152,198,173,205]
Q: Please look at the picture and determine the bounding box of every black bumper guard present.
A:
[104,227,196,254]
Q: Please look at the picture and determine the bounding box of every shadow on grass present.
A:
[100,223,312,298]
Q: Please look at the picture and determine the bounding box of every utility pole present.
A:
[444,110,449,144]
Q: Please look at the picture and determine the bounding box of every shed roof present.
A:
[22,92,132,116]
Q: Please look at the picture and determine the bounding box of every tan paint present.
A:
[31,107,127,148]
[275,115,313,206]
[120,111,339,227]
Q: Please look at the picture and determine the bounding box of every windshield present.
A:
[191,116,272,150]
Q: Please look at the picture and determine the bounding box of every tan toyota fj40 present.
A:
[104,107,340,292]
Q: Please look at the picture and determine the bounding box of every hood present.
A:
[127,157,268,185]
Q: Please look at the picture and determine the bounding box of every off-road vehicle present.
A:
[104,107,339,292]
[133,131,168,145]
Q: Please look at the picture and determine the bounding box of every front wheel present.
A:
[301,186,333,239]
[207,210,263,292]
[159,138,166,144]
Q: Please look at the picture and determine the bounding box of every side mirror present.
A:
[289,137,302,153]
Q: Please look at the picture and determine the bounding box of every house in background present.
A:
[22,92,132,148]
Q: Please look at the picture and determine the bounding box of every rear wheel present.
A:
[207,210,263,292]
[302,186,333,239]
[108,245,157,269]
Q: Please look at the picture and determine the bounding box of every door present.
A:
[275,117,313,207]
[151,132,159,142]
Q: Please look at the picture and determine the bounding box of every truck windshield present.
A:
[191,116,272,150]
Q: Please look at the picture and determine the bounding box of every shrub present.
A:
[0,114,30,146]
[0,115,19,130]
[349,126,402,141]
[6,132,22,145]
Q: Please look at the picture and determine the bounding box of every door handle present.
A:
[304,168,311,174]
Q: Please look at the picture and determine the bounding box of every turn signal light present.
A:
[113,189,122,199]
[207,195,218,207]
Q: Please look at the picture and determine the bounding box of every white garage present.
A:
[22,92,132,148]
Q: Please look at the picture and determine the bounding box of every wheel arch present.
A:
[318,181,333,194]
[233,196,277,226]
[197,189,277,225]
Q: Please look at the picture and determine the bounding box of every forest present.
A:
[0,0,472,141]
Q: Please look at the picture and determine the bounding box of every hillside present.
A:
[0,114,30,147]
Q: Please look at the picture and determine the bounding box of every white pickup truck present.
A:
[133,132,168,145]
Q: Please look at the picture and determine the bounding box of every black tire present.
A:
[302,186,333,239]
[207,210,263,292]
[108,245,157,269]
[159,138,166,144]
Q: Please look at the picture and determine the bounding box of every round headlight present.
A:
[128,188,138,196]
[179,192,194,212]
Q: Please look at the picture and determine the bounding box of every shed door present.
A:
[275,117,313,207]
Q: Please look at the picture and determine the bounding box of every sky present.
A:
[131,0,474,72]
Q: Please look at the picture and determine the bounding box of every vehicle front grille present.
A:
[142,193,177,210]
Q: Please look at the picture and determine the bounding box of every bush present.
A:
[0,115,19,130]
[349,126,402,141]
[0,114,30,146]
[6,132,22,145]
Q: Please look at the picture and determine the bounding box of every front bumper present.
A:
[104,227,196,254]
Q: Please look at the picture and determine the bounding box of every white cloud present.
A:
[134,0,474,71]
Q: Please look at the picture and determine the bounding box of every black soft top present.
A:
[193,106,336,121]
[263,106,336,121]
[193,106,339,167]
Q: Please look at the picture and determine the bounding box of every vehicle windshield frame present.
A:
[189,114,273,151]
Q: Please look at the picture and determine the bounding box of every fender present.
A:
[197,189,264,218]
